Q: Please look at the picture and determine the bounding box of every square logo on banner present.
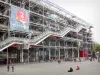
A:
[10,6,30,32]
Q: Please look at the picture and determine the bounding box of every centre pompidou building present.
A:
[0,0,93,64]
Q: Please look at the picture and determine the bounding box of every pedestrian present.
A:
[74,58,76,62]
[76,66,80,70]
[79,58,81,62]
[11,63,14,72]
[90,57,92,62]
[98,55,100,62]
[68,67,73,72]
[7,59,11,72]
[58,59,61,64]
[7,64,10,72]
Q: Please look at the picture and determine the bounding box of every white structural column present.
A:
[20,49,24,63]
[42,41,45,61]
[55,39,57,60]
[7,48,9,67]
[59,49,60,59]
[77,42,80,60]
[66,50,68,58]
[28,49,29,64]
[72,42,74,60]
[72,49,74,60]
[49,38,51,60]
[55,49,56,60]
[64,49,66,59]
[59,41,60,59]
[64,41,66,59]
[77,32,80,60]
[43,48,45,61]
[49,48,51,60]
[36,48,39,62]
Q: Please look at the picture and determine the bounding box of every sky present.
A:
[49,0,100,43]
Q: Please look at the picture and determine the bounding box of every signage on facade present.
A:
[10,6,29,32]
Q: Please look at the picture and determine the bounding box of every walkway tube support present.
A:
[78,41,80,61]
[28,49,29,64]
[7,48,8,68]
[20,49,24,63]
[49,48,51,61]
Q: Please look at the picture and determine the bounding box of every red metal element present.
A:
[12,44,20,47]
[80,50,88,57]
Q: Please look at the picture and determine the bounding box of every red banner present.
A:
[16,10,28,24]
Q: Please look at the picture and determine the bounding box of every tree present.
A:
[93,44,100,52]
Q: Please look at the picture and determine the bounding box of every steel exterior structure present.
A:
[0,0,93,63]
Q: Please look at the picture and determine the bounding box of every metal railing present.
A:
[30,27,74,45]
[0,24,84,51]
[76,24,86,32]
[0,32,30,51]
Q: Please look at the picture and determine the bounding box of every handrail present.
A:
[31,30,52,43]
[30,24,84,45]
[0,37,29,52]
[0,30,32,51]
[30,27,74,45]
[76,24,86,32]
[0,32,8,42]
[0,24,84,51]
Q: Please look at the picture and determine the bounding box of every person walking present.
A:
[11,63,14,72]
[74,58,76,62]
[7,59,11,72]
[7,64,10,72]
[90,57,92,62]
[7,59,14,72]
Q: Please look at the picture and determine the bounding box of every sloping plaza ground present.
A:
[0,60,100,75]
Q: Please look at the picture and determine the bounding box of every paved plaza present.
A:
[0,60,100,75]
